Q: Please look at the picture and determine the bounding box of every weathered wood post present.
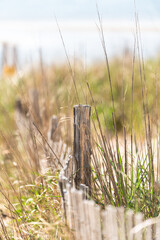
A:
[48,115,59,142]
[29,89,42,126]
[73,104,91,192]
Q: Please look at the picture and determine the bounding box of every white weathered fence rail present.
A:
[59,173,160,240]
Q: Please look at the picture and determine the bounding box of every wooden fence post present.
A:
[29,89,41,126]
[48,115,61,142]
[73,105,91,191]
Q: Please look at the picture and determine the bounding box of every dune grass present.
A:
[0,47,159,238]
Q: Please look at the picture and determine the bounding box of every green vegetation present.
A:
[31,56,160,133]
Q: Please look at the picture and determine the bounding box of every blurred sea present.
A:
[0,20,160,67]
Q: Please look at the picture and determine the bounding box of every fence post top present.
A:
[51,115,58,120]
[73,104,91,109]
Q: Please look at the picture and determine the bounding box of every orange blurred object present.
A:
[3,65,16,77]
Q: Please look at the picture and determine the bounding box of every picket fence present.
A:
[59,170,160,240]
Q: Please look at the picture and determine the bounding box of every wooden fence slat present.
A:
[66,184,73,228]
[145,224,152,240]
[102,205,118,240]
[155,218,160,240]
[74,190,81,240]
[59,173,68,217]
[134,212,144,240]
[93,205,102,240]
[125,209,134,240]
[102,210,109,240]
[88,200,96,240]
[79,191,87,240]
[69,186,75,230]
[83,200,92,240]
[71,188,80,240]
[75,190,85,240]
[108,205,118,240]
[70,188,76,233]
[117,207,126,240]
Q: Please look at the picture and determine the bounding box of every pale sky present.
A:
[0,0,160,65]
[0,0,159,21]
